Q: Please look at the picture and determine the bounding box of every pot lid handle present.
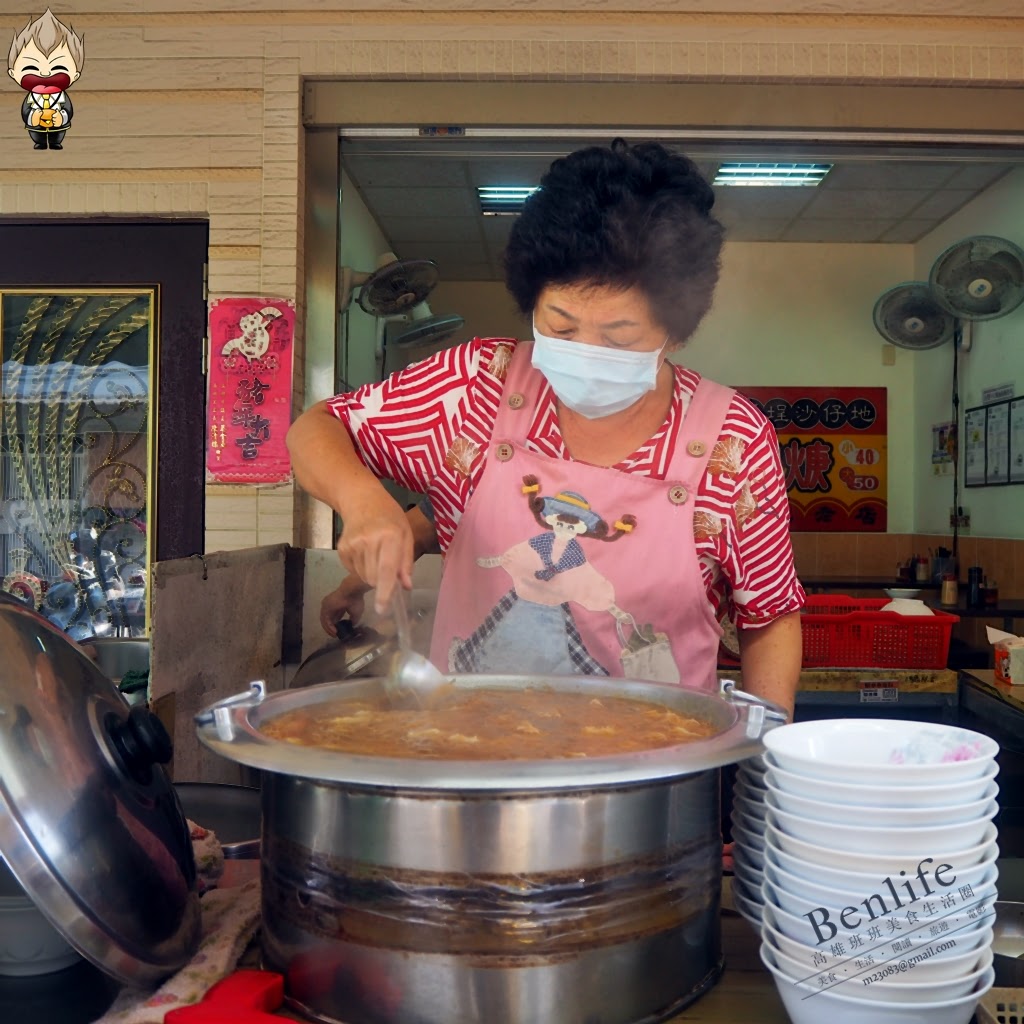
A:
[194,680,267,741]
[719,678,789,737]
[110,705,173,784]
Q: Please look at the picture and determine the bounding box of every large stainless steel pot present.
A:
[197,676,785,1024]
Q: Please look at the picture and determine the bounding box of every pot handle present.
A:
[194,680,267,742]
[719,678,789,738]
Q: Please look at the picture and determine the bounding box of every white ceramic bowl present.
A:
[737,754,767,777]
[764,936,993,1003]
[765,793,997,854]
[762,878,997,963]
[762,838,1000,908]
[732,791,767,825]
[763,720,998,785]
[764,776,1000,827]
[884,588,923,600]
[732,802,766,835]
[765,755,999,808]
[765,812,997,874]
[733,857,765,896]
[760,901,994,980]
[736,763,768,789]
[762,859,999,923]
[762,944,994,1024]
[731,823,766,860]
[733,842,764,879]
[0,861,81,977]
[761,883,994,956]
[731,878,763,925]
[734,775,768,807]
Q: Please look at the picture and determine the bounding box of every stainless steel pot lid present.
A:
[196,675,786,791]
[0,602,201,986]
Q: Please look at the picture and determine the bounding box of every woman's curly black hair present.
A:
[503,139,725,344]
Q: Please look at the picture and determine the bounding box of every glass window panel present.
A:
[0,290,154,639]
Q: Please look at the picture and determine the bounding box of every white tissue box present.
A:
[995,638,1024,685]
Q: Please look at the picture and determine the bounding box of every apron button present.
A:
[495,442,514,462]
[687,440,707,457]
[507,392,525,409]
[668,484,689,505]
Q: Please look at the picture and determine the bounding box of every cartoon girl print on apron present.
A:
[450,478,638,677]
[429,342,738,692]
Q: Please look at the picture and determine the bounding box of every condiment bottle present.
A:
[941,574,958,606]
[983,578,999,608]
[967,566,984,609]
[915,557,930,583]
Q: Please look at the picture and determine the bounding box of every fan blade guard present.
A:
[872,282,955,350]
[390,313,465,349]
[929,234,1024,321]
[357,259,440,316]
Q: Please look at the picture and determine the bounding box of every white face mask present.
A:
[531,323,664,419]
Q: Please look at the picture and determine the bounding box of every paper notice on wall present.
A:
[1011,398,1024,484]
[964,407,987,487]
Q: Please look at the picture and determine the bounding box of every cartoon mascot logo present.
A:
[8,8,84,151]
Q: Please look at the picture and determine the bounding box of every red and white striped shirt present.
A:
[327,338,805,630]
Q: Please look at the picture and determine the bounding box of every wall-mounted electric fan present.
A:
[338,252,440,317]
[871,234,1024,563]
[929,234,1024,322]
[872,282,957,350]
[873,235,1024,350]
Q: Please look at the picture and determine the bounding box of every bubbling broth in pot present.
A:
[260,688,719,760]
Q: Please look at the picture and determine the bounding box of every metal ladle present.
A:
[384,587,446,708]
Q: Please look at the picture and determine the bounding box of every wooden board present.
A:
[150,544,288,784]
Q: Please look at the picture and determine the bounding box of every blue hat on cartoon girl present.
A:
[539,490,602,530]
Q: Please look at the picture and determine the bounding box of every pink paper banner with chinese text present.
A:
[206,298,294,484]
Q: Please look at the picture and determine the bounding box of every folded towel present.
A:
[94,878,261,1024]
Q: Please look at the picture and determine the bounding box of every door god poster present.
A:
[738,386,888,533]
[206,298,295,484]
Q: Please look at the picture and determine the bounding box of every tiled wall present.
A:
[791,532,1024,598]
[791,531,1024,652]
[1,4,1022,553]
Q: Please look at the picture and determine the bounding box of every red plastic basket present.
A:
[800,595,959,669]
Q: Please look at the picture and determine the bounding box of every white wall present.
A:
[913,169,1024,540]
[436,242,917,530]
[685,241,916,530]
[339,170,393,391]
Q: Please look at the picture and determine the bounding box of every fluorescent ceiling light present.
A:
[713,162,833,187]
[478,186,539,215]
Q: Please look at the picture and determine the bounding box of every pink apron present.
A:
[429,343,736,692]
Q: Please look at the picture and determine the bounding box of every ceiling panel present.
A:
[943,165,1012,190]
[388,216,482,244]
[906,189,978,220]
[879,220,942,243]
[340,142,1020,280]
[822,162,957,190]
[781,219,895,243]
[714,188,817,222]
[466,158,552,188]
[363,186,479,219]
[346,156,470,189]
[800,188,931,220]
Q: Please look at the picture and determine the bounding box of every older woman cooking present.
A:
[288,139,804,712]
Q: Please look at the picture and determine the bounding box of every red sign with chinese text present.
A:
[206,298,294,484]
[737,386,888,532]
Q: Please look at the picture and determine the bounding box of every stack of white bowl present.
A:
[730,755,768,926]
[758,719,1000,1024]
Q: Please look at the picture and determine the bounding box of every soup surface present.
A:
[260,687,718,760]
